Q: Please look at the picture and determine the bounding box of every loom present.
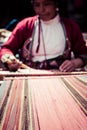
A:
[0,69,87,130]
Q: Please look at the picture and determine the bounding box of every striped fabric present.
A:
[0,74,87,130]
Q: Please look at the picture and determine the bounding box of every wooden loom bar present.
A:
[0,69,87,78]
[0,75,87,130]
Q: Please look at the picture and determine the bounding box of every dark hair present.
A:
[30,0,66,16]
[31,0,59,4]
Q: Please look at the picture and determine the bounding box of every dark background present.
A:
[0,0,87,32]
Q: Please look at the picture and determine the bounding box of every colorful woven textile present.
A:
[0,74,87,130]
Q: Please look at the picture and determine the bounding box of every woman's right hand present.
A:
[1,54,22,71]
[7,58,22,71]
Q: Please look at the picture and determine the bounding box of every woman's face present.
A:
[33,0,57,21]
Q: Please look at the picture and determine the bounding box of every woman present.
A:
[0,0,87,71]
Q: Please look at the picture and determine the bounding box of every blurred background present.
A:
[0,0,87,32]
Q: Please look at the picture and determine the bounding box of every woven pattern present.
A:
[0,74,87,130]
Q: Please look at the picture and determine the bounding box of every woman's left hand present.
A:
[59,59,83,72]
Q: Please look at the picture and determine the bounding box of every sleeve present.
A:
[0,19,29,60]
[69,19,87,65]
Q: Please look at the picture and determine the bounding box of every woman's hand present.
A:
[1,54,22,71]
[7,58,22,71]
[59,58,83,72]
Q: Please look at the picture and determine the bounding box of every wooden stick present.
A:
[20,63,31,69]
